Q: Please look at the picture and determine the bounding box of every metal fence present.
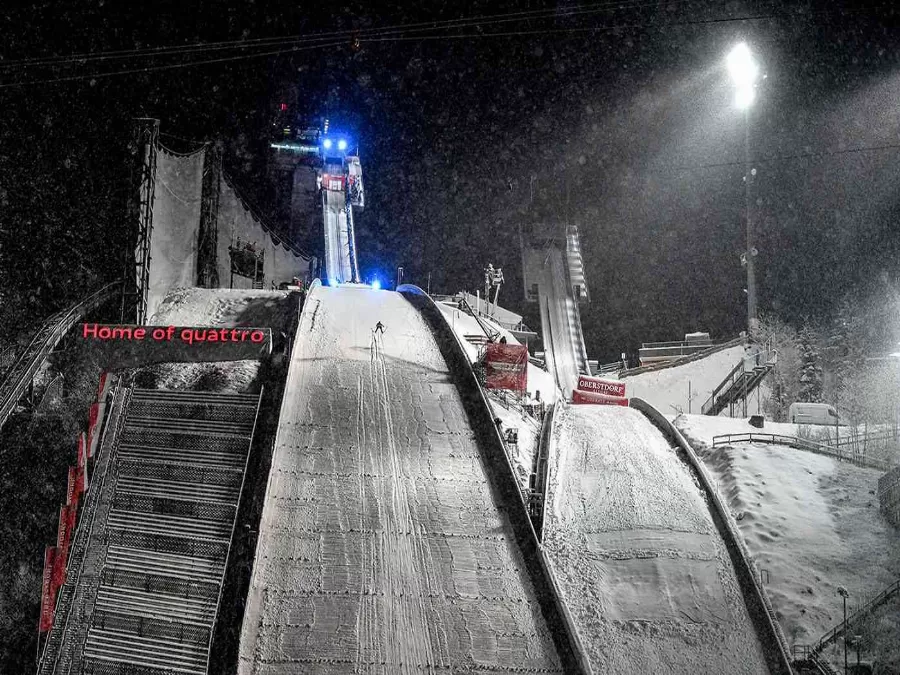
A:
[712,433,892,471]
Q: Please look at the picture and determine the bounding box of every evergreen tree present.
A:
[797,322,824,403]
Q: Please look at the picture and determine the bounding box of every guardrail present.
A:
[621,335,747,378]
[530,400,558,539]
[399,284,593,675]
[712,433,892,471]
[631,398,794,675]
[811,577,900,659]
[205,389,264,675]
[0,281,121,435]
[39,380,131,674]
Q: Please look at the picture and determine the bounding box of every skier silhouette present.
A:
[374,321,385,335]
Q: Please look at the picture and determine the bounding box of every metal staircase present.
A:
[43,387,261,675]
[701,343,777,416]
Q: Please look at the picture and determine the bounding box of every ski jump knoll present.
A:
[238,283,578,674]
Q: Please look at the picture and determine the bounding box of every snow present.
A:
[677,413,900,649]
[543,404,770,674]
[624,345,765,415]
[239,285,562,673]
[437,299,558,489]
[139,287,297,393]
[149,286,293,327]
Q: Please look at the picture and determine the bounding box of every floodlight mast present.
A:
[728,42,760,334]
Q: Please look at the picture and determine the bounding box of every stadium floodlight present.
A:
[338,139,348,150]
[372,278,381,290]
[323,138,333,149]
[727,43,758,109]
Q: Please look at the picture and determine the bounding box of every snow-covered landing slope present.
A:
[543,405,771,674]
[678,414,900,647]
[238,285,562,675]
[624,345,764,415]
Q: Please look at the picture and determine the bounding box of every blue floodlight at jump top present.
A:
[338,139,348,150]
[322,138,333,149]
[371,278,381,290]
[328,278,338,287]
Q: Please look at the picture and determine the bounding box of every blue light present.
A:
[338,139,348,151]
[328,278,338,287]
[371,278,381,290]
[323,138,333,149]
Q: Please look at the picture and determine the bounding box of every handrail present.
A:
[399,284,593,675]
[39,379,131,674]
[811,577,900,657]
[621,335,747,378]
[205,388,264,675]
[712,433,892,471]
[0,281,122,435]
[631,398,794,675]
[458,297,500,343]
[641,339,714,349]
[531,400,559,539]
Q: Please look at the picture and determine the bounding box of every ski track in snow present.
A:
[543,405,771,674]
[238,285,562,674]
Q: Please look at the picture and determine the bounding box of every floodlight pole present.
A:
[744,109,758,337]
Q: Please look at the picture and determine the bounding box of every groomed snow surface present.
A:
[238,285,562,674]
[624,345,768,416]
[544,405,770,674]
[678,414,900,654]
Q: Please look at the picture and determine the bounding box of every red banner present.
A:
[39,547,57,632]
[577,375,626,398]
[66,467,78,507]
[484,343,528,391]
[56,505,76,562]
[572,389,629,406]
[96,372,108,402]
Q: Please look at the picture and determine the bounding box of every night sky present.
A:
[2,1,900,360]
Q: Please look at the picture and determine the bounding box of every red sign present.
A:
[577,375,626,398]
[66,467,78,507]
[484,343,528,391]
[39,547,57,632]
[572,389,629,406]
[322,174,345,191]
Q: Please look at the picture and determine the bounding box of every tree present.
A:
[797,322,823,403]
[756,312,800,421]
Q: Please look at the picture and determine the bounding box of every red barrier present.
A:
[572,389,629,406]
[39,547,57,632]
[66,467,78,507]
[484,343,528,391]
[576,374,626,398]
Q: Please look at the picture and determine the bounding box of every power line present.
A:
[0,41,346,89]
[0,0,693,71]
[0,1,895,88]
[674,141,900,171]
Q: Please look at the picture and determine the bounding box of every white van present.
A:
[788,402,839,425]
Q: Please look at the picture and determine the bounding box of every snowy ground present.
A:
[623,345,768,415]
[137,287,297,392]
[239,285,562,674]
[437,300,558,404]
[543,405,770,674]
[438,300,556,490]
[677,414,900,650]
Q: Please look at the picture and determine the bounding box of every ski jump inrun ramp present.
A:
[238,284,577,674]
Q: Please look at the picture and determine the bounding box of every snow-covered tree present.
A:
[797,322,823,403]
[756,312,800,421]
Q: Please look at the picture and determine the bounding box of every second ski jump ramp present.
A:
[543,405,775,674]
[238,284,565,674]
